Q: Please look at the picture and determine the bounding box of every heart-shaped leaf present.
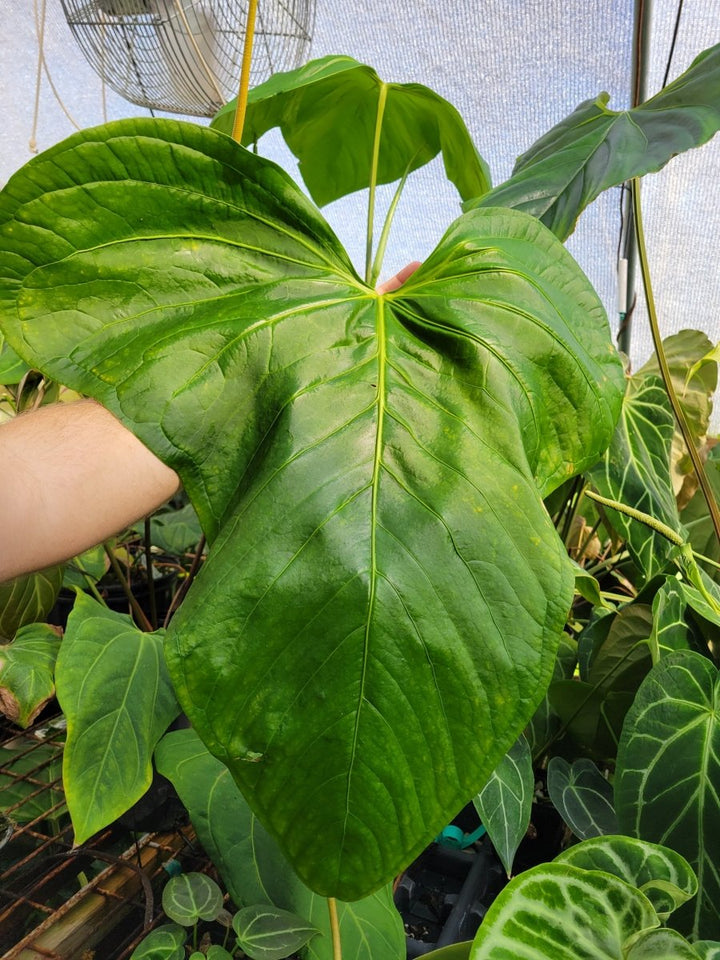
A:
[547,757,618,840]
[154,728,406,960]
[473,734,533,876]
[695,943,720,959]
[162,872,224,925]
[468,861,659,959]
[616,651,720,939]
[0,622,62,727]
[233,905,319,960]
[649,578,693,660]
[625,928,705,959]
[211,55,490,205]
[129,924,186,960]
[555,835,697,921]
[469,43,720,239]
[56,593,179,843]
[588,376,681,582]
[0,118,624,897]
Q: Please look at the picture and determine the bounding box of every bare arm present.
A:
[0,265,420,584]
[0,400,180,583]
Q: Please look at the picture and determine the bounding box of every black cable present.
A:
[662,0,686,88]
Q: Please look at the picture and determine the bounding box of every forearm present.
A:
[0,400,180,583]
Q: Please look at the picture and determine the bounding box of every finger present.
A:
[376,260,422,294]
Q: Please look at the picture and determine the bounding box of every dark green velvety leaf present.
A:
[616,651,720,940]
[588,377,681,582]
[649,577,693,659]
[468,43,720,239]
[473,735,533,876]
[233,905,319,960]
[547,758,618,839]
[162,873,223,925]
[625,929,704,959]
[155,728,406,960]
[0,565,64,640]
[555,835,697,921]
[129,924,186,960]
[524,633,577,759]
[0,623,62,727]
[586,603,653,694]
[468,861,659,959]
[211,55,490,205]
[56,593,179,843]
[0,118,624,898]
[695,942,720,959]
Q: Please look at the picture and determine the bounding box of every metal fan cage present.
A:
[59,0,316,117]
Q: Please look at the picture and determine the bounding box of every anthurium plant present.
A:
[0,42,719,950]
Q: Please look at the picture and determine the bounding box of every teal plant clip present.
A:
[436,823,487,849]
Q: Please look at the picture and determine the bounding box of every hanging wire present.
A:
[31,0,82,153]
[662,0,685,87]
[616,0,685,357]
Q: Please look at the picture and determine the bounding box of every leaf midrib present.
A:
[340,296,386,856]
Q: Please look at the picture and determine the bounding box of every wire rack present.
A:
[59,0,316,117]
[0,713,211,960]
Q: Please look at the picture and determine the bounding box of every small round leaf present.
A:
[162,872,223,926]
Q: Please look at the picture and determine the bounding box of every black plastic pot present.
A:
[49,571,178,629]
[395,841,505,957]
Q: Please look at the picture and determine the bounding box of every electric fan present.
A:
[59,0,315,117]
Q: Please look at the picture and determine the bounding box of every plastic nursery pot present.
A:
[49,570,179,629]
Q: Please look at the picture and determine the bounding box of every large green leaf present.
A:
[0,622,62,727]
[473,734,533,876]
[0,333,30,383]
[211,55,490,205]
[469,43,720,239]
[0,118,624,897]
[615,651,720,939]
[588,376,681,582]
[468,861,659,959]
[555,835,697,921]
[154,728,405,960]
[55,593,179,843]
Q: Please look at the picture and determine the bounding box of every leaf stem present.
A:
[143,517,157,629]
[631,177,720,546]
[231,0,259,143]
[365,82,388,284]
[328,897,343,960]
[370,158,414,287]
[103,542,153,632]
